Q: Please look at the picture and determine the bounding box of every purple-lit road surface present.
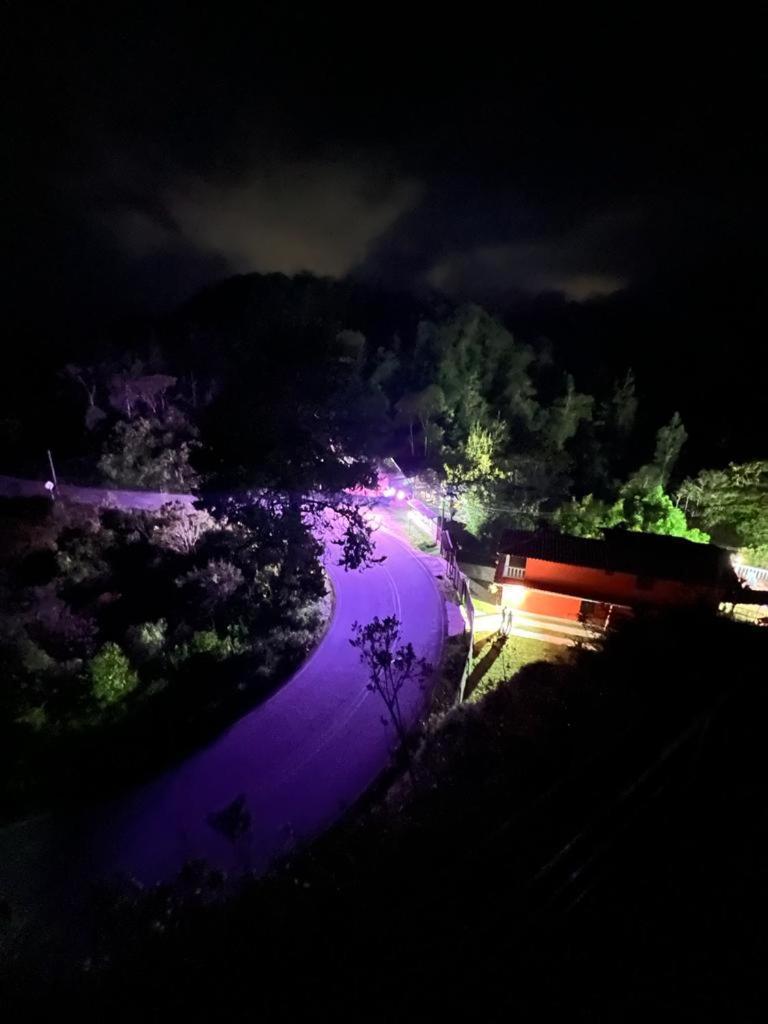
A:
[0,474,196,510]
[0,519,445,908]
[91,525,444,882]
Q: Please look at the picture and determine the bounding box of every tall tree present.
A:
[444,422,506,538]
[415,385,446,457]
[63,363,107,431]
[624,411,688,492]
[445,422,505,489]
[609,369,638,435]
[545,375,594,450]
[432,305,538,436]
[653,411,687,485]
[396,391,422,457]
[396,386,446,457]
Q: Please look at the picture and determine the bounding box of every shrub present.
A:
[176,559,246,621]
[126,619,168,663]
[189,630,225,656]
[89,643,139,706]
[170,626,249,667]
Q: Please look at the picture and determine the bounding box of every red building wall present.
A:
[501,557,721,614]
[521,589,582,619]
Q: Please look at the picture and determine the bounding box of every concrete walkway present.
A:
[474,609,602,646]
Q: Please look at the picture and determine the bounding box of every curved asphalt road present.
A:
[0,482,445,949]
[85,523,445,882]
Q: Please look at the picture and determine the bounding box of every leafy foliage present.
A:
[0,495,329,817]
[625,411,688,492]
[99,415,200,491]
[678,461,768,561]
[445,422,507,538]
[350,616,431,757]
[555,485,709,542]
[553,493,622,538]
[544,374,594,451]
[89,642,139,705]
[618,486,709,541]
[445,422,505,489]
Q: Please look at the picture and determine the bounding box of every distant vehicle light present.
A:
[396,489,406,501]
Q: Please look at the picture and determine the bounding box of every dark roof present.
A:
[498,528,737,587]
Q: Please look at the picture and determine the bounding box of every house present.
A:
[495,528,740,629]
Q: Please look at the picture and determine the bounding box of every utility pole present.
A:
[46,449,58,501]
[47,449,58,488]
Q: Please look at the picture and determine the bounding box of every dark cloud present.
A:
[111,162,422,279]
[422,210,637,303]
[6,9,765,371]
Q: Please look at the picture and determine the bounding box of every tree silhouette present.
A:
[350,617,431,772]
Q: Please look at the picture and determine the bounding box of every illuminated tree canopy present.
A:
[678,461,768,563]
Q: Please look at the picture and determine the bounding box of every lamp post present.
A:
[46,449,58,501]
[504,583,527,635]
[47,449,58,488]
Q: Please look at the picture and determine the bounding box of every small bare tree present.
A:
[350,617,431,774]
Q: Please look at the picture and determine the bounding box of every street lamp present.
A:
[46,449,58,500]
[502,583,526,635]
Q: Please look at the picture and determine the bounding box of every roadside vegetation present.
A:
[2,270,766,816]
[35,609,767,1019]
[4,274,765,566]
[0,495,329,819]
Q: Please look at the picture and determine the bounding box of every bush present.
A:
[170,626,249,667]
[126,619,168,663]
[98,415,200,492]
[89,643,139,706]
[189,630,226,657]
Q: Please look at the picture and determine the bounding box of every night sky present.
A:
[6,9,765,459]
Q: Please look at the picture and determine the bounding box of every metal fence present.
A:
[437,524,476,701]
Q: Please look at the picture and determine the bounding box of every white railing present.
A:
[507,566,526,580]
[736,564,768,590]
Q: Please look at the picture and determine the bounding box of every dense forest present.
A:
[3,271,765,562]
[2,278,766,1018]
[2,271,766,814]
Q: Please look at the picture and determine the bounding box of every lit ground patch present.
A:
[384,503,439,553]
[467,631,563,702]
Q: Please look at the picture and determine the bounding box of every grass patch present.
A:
[467,632,562,702]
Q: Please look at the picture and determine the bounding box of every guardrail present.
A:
[437,523,476,702]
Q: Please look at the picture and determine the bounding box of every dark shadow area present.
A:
[465,633,507,696]
[7,611,762,1020]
